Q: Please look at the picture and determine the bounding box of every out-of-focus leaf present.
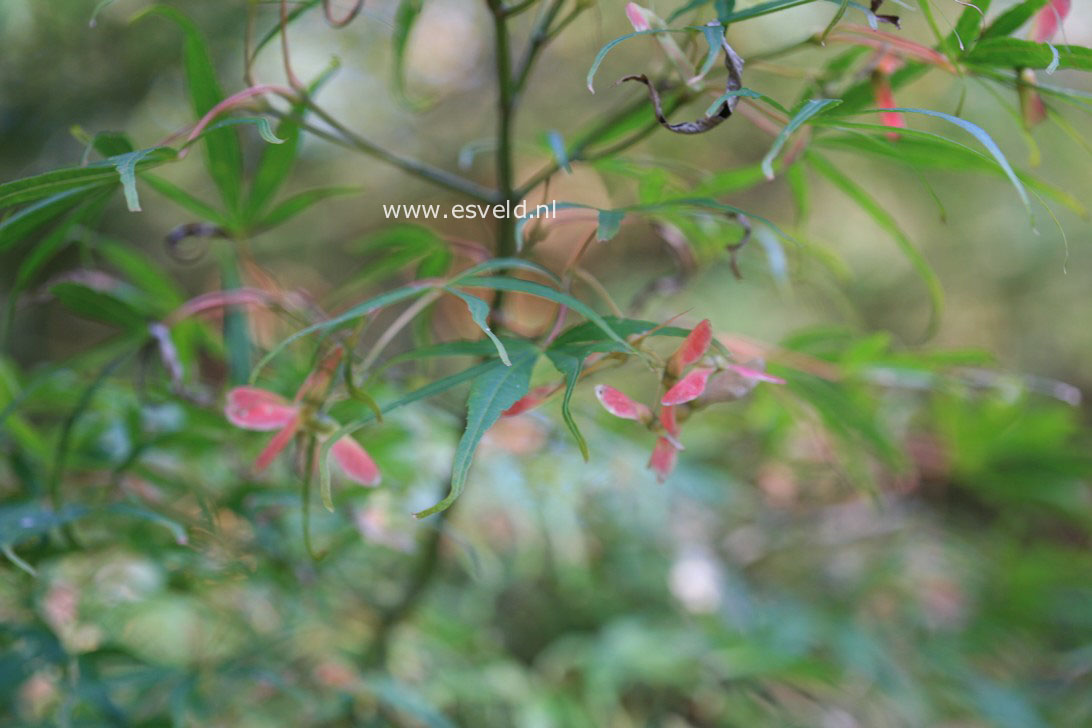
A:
[254,283,434,377]
[50,282,148,330]
[980,0,1050,40]
[762,99,841,179]
[0,502,90,546]
[96,239,185,309]
[950,0,991,50]
[217,248,250,386]
[137,5,244,213]
[0,186,97,252]
[141,173,229,225]
[391,0,428,108]
[813,125,1087,218]
[597,209,625,241]
[255,186,359,229]
[965,39,1092,71]
[247,114,301,219]
[547,130,572,174]
[415,342,539,518]
[875,107,1031,217]
[807,151,943,338]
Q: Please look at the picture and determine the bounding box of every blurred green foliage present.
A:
[1,0,1091,725]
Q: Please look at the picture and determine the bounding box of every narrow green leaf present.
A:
[456,276,633,353]
[255,186,359,229]
[872,107,1032,217]
[141,173,229,224]
[0,186,97,252]
[50,282,148,330]
[415,345,539,518]
[318,359,502,497]
[450,257,562,285]
[586,28,699,93]
[950,0,991,50]
[980,0,1050,40]
[547,130,572,174]
[137,5,245,213]
[247,112,302,219]
[391,0,428,108]
[762,99,842,179]
[597,209,625,241]
[0,148,173,210]
[965,39,1092,72]
[218,247,251,385]
[819,0,850,43]
[253,283,434,378]
[807,152,943,338]
[445,288,511,366]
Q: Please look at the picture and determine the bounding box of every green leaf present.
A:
[255,186,360,229]
[247,111,302,219]
[456,276,633,354]
[415,344,539,518]
[807,152,943,338]
[965,39,1092,72]
[96,239,185,309]
[762,99,842,179]
[50,282,148,330]
[318,359,503,499]
[819,0,851,43]
[217,247,251,385]
[871,107,1031,217]
[451,257,562,285]
[253,283,435,378]
[547,130,572,174]
[586,28,699,93]
[950,0,991,50]
[0,186,98,252]
[110,147,175,212]
[0,148,174,210]
[137,5,245,214]
[597,209,626,241]
[705,87,788,117]
[141,173,229,225]
[444,288,511,366]
[391,0,428,108]
[980,0,1050,41]
[812,125,1087,218]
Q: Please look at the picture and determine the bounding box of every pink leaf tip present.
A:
[331,436,382,487]
[667,319,713,377]
[625,2,651,31]
[595,385,652,424]
[225,387,298,431]
[1031,0,1070,43]
[727,364,785,385]
[661,368,713,406]
[648,436,680,483]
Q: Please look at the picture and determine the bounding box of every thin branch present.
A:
[276,104,498,202]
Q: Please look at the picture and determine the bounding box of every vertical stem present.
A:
[218,244,251,385]
[491,1,518,260]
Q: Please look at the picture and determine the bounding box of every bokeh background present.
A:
[2,1,1091,725]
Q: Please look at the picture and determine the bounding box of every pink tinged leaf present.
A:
[727,364,786,385]
[225,387,298,431]
[255,418,300,471]
[625,2,651,31]
[661,368,713,406]
[595,385,652,424]
[331,436,382,487]
[660,404,679,437]
[1032,0,1070,43]
[648,437,679,483]
[502,384,560,417]
[872,74,905,140]
[667,319,712,377]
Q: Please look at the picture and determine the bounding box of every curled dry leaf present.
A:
[616,35,744,135]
